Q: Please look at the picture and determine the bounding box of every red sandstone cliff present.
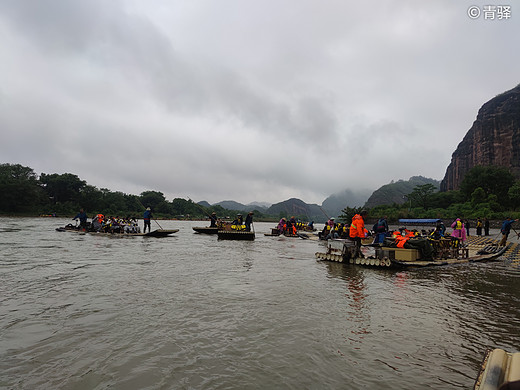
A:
[440,84,520,192]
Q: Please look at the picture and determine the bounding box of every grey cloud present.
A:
[0,0,518,205]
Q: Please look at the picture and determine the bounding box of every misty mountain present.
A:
[213,200,267,212]
[265,198,327,222]
[364,176,440,208]
[322,188,372,217]
[247,201,271,209]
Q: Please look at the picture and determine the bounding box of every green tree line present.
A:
[340,165,520,223]
[2,163,519,223]
[0,163,268,220]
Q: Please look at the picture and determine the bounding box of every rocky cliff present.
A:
[440,84,520,191]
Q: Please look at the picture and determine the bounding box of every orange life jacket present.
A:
[395,235,410,248]
[349,214,365,238]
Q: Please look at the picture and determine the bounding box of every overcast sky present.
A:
[1,1,518,205]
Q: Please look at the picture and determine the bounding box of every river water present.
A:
[1,217,520,390]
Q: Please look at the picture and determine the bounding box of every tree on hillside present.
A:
[508,181,520,211]
[338,206,365,224]
[471,187,487,205]
[406,183,437,210]
[459,166,515,202]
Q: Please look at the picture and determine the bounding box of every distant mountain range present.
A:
[198,176,439,222]
[212,200,270,212]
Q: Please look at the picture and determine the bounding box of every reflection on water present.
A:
[1,218,520,389]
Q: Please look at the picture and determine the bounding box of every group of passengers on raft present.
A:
[73,209,141,234]
[276,216,314,235]
[319,211,519,259]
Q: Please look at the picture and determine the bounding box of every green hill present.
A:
[265,198,327,223]
[364,176,440,208]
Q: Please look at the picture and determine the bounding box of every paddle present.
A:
[187,197,218,226]
[512,226,520,240]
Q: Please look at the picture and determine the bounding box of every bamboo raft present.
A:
[217,230,255,241]
[315,236,511,268]
[192,226,219,234]
[56,225,178,237]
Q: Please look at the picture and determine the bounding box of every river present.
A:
[1,217,520,389]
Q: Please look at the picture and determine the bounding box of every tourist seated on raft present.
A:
[382,228,435,259]
[325,221,341,239]
[429,226,445,240]
[318,224,329,240]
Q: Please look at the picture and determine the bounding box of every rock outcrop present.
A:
[440,84,520,192]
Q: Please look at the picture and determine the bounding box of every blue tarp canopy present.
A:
[398,219,442,224]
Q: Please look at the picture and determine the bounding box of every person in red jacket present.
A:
[349,210,368,258]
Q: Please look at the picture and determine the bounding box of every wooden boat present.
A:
[192,226,219,234]
[474,348,520,389]
[264,228,299,238]
[315,236,510,268]
[56,225,178,237]
[215,221,255,241]
[217,230,255,241]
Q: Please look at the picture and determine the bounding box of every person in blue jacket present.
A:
[499,217,518,246]
[73,208,88,230]
[143,207,153,233]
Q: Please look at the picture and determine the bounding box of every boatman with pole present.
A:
[350,210,368,258]
[143,207,153,234]
[499,216,519,246]
[209,212,218,227]
[245,211,254,232]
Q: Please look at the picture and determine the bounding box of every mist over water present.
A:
[2,218,520,389]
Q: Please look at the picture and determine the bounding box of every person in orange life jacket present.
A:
[349,210,368,258]
[91,213,104,231]
[143,207,153,233]
[285,217,293,233]
[394,230,413,248]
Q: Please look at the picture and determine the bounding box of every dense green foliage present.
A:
[364,176,440,208]
[2,163,519,223]
[0,163,270,220]
[340,165,519,223]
